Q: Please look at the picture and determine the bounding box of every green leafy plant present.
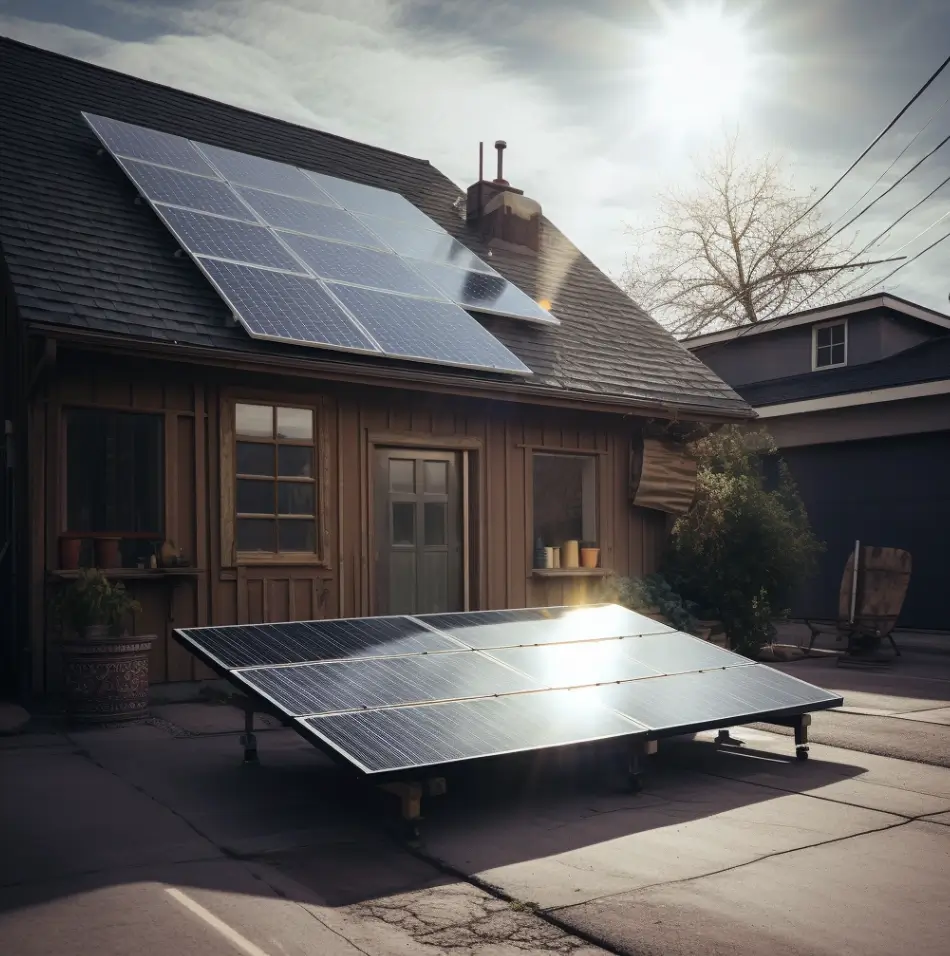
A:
[598,573,699,634]
[50,568,141,637]
[662,426,823,656]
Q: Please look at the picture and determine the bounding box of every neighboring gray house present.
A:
[686,294,950,630]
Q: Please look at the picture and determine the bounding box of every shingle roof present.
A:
[0,37,750,419]
[738,335,950,406]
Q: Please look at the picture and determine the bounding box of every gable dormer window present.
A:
[812,320,847,370]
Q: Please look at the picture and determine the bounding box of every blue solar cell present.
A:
[326,284,531,374]
[198,142,335,203]
[235,188,387,247]
[117,159,256,221]
[306,172,434,226]
[357,215,496,273]
[154,205,304,271]
[279,233,446,298]
[198,259,378,352]
[83,113,215,176]
[411,260,558,325]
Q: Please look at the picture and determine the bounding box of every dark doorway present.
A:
[374,449,463,616]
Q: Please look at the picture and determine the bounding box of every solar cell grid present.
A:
[236,188,387,247]
[197,259,378,352]
[280,233,447,298]
[327,284,531,374]
[236,650,540,716]
[300,687,646,773]
[84,112,215,176]
[177,615,460,669]
[155,205,304,271]
[306,171,435,226]
[357,215,495,273]
[118,159,255,221]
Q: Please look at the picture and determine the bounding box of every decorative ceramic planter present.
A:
[59,535,83,570]
[580,547,600,569]
[94,537,121,569]
[62,631,155,723]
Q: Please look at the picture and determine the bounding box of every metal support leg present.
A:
[379,781,424,840]
[794,714,811,761]
[240,704,259,764]
[627,741,645,793]
[887,632,901,657]
[715,728,743,747]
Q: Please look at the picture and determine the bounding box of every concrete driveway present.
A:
[3,650,949,956]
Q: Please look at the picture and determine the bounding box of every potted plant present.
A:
[50,568,155,723]
[580,541,600,569]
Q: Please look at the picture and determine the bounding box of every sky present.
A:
[1,0,947,316]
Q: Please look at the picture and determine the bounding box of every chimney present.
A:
[466,140,542,256]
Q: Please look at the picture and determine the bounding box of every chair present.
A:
[805,545,912,660]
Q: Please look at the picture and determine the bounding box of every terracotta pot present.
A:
[62,633,155,723]
[94,537,121,569]
[58,535,83,570]
[580,547,600,569]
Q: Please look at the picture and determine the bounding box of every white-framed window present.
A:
[812,320,847,370]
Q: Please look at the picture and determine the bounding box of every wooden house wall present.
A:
[29,355,667,692]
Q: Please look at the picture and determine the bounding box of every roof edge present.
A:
[684,293,950,348]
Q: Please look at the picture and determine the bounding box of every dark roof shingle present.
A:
[0,37,750,418]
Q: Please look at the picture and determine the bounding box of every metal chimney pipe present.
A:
[478,142,484,182]
[494,140,508,184]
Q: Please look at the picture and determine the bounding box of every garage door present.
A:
[780,431,948,630]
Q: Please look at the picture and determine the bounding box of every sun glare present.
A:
[640,3,757,131]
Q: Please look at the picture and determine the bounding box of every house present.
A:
[0,38,752,697]
[686,294,950,630]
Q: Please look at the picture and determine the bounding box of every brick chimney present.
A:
[466,141,541,256]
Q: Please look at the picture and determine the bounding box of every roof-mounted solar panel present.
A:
[83,111,532,377]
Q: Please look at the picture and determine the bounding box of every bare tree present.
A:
[622,134,860,337]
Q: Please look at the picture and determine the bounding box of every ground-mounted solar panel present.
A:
[235,188,387,247]
[154,205,306,272]
[280,232,446,298]
[411,260,558,325]
[418,604,674,650]
[327,284,532,374]
[117,159,256,220]
[176,615,463,669]
[305,171,435,227]
[197,259,378,352]
[595,665,841,732]
[300,687,647,774]
[84,112,215,176]
[357,215,495,273]
[197,141,336,203]
[236,651,540,716]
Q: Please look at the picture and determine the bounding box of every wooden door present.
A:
[374,449,462,615]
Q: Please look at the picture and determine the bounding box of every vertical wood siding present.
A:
[30,359,666,690]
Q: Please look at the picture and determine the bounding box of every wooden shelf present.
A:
[531,568,613,578]
[49,568,203,581]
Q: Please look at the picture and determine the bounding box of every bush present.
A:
[662,426,823,656]
[598,573,699,634]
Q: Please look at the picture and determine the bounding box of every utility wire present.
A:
[862,228,950,292]
[827,93,950,230]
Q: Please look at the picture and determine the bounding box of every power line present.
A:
[864,228,950,291]
[803,52,950,219]
[827,93,950,230]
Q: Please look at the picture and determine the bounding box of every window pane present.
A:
[815,326,832,348]
[390,459,415,493]
[66,410,163,534]
[278,519,316,552]
[830,343,845,365]
[424,460,447,494]
[276,406,313,440]
[277,481,315,515]
[392,501,415,544]
[278,444,313,477]
[424,501,446,546]
[236,441,274,476]
[533,454,596,546]
[237,518,276,551]
[236,479,274,515]
[236,403,273,438]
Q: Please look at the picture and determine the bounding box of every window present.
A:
[532,453,597,547]
[813,321,847,369]
[64,409,164,566]
[233,402,319,556]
